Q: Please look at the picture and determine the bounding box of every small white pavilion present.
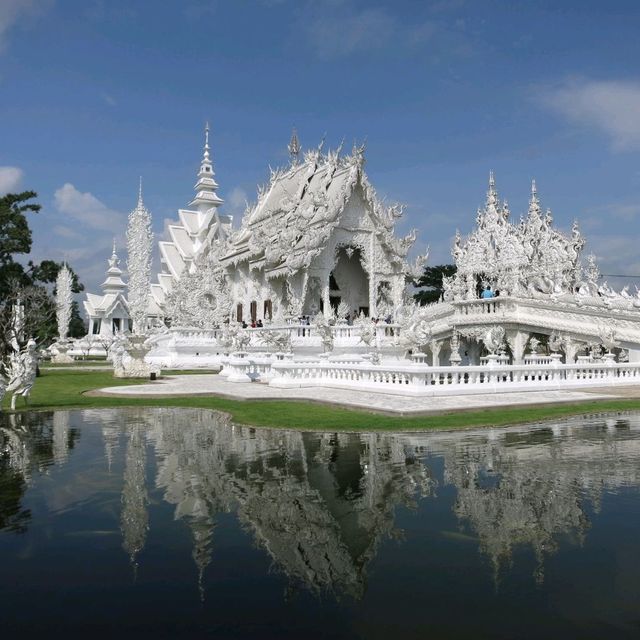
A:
[84,242,130,337]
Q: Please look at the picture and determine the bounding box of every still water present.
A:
[2,408,640,639]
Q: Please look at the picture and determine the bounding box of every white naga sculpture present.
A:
[51,264,74,363]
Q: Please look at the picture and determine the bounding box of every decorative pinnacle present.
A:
[531,178,537,196]
[203,121,211,162]
[137,176,144,207]
[112,237,117,256]
[288,127,300,163]
[487,171,497,205]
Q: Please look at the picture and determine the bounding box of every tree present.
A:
[413,264,457,305]
[0,191,41,296]
[0,192,86,354]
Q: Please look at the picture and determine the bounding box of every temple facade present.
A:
[156,129,425,328]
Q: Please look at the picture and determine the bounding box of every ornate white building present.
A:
[84,242,130,337]
[157,128,424,327]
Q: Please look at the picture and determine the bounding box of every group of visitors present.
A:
[241,319,264,329]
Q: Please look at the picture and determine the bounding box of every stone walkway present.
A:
[94,374,623,416]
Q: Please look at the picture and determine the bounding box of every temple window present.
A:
[264,299,272,320]
[250,301,257,322]
[236,304,243,322]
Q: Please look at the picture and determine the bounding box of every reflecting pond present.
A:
[2,408,640,638]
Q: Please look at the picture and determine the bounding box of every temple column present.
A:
[322,275,331,316]
[368,234,377,318]
[369,273,377,318]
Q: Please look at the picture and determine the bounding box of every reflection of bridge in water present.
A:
[3,408,640,598]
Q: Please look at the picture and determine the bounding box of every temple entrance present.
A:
[330,246,369,317]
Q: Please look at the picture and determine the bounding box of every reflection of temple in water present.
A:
[144,409,434,599]
[408,418,640,583]
[92,408,640,596]
[5,408,640,599]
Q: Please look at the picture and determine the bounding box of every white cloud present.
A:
[0,0,51,52]
[54,183,125,231]
[538,78,640,151]
[0,165,23,193]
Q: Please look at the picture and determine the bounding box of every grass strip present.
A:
[2,369,640,432]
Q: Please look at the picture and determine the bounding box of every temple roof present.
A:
[219,145,418,277]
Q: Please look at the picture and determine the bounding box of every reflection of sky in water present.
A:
[2,408,640,639]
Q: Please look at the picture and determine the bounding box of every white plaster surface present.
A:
[96,374,615,415]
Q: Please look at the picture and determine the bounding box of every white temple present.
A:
[84,241,130,337]
[75,123,640,396]
[156,127,424,328]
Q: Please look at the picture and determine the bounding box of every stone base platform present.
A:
[94,374,622,416]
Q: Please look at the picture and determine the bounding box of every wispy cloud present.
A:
[299,2,469,61]
[227,186,248,216]
[537,78,640,151]
[54,183,125,232]
[101,92,117,106]
[305,7,393,59]
[0,0,51,52]
[53,224,84,240]
[0,165,23,193]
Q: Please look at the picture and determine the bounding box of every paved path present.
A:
[94,374,623,416]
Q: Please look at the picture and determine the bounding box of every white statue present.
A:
[6,339,38,410]
[483,326,505,355]
[548,331,563,353]
[312,312,334,353]
[260,329,291,353]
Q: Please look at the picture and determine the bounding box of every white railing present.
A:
[267,360,640,396]
[244,323,401,341]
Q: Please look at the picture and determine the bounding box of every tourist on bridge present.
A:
[481,285,495,299]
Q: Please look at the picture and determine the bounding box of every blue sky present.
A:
[1,0,640,293]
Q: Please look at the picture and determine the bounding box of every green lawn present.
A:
[2,368,640,432]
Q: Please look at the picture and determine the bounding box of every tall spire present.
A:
[528,178,542,218]
[102,237,126,294]
[138,176,144,208]
[190,122,223,212]
[487,171,498,207]
[288,127,300,164]
[204,121,211,162]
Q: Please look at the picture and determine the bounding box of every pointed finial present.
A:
[137,176,143,207]
[203,122,211,162]
[487,171,497,206]
[531,178,537,196]
[112,237,117,256]
[288,127,300,164]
